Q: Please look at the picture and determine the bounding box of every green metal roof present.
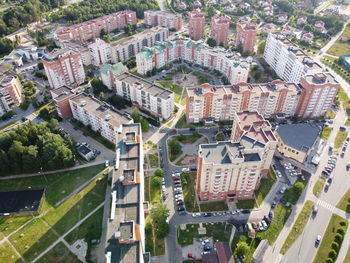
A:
[100,62,128,76]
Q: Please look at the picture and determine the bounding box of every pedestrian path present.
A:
[316,199,336,213]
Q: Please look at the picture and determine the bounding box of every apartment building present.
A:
[69,93,133,144]
[136,38,250,84]
[104,123,148,263]
[55,11,137,43]
[186,80,300,123]
[263,33,322,83]
[88,38,111,66]
[196,130,276,202]
[144,10,182,31]
[188,10,205,41]
[100,63,128,90]
[50,86,77,119]
[114,72,174,120]
[0,66,23,115]
[109,26,169,62]
[211,15,231,46]
[236,23,257,53]
[296,73,340,118]
[42,49,85,89]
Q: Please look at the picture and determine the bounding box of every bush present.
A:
[325,258,333,263]
[331,241,339,251]
[328,249,337,260]
[334,233,343,242]
[337,228,345,235]
[340,220,347,226]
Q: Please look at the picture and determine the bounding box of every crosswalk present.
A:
[316,199,336,212]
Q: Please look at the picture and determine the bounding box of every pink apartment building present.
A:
[144,10,182,31]
[211,15,231,46]
[0,66,23,114]
[188,10,205,41]
[236,23,257,53]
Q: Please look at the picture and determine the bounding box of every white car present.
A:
[105,160,109,167]
[182,167,190,172]
[276,171,282,178]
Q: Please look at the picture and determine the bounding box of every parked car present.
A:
[279,186,287,194]
[176,201,184,206]
[203,246,212,251]
[268,211,274,220]
[261,220,268,229]
[324,182,330,192]
[271,201,277,209]
[312,205,318,215]
[177,206,185,211]
[178,210,186,215]
[315,235,321,247]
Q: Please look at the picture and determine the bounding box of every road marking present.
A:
[316,199,335,212]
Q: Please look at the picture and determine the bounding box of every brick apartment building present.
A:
[55,11,137,43]
[196,111,277,201]
[211,15,231,46]
[42,49,85,89]
[50,86,76,119]
[144,10,182,31]
[188,10,205,41]
[236,23,257,53]
[185,80,300,123]
[0,66,23,116]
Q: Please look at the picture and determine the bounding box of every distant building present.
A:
[341,55,350,69]
[88,38,111,66]
[276,123,320,163]
[194,0,202,8]
[178,1,187,9]
[263,5,274,16]
[301,32,314,43]
[55,11,137,43]
[144,10,182,31]
[42,49,85,89]
[50,86,76,119]
[277,13,288,23]
[0,66,23,116]
[236,23,257,53]
[297,15,307,24]
[99,63,128,90]
[315,20,326,33]
[211,15,231,46]
[188,10,205,41]
[77,144,95,161]
[262,23,276,34]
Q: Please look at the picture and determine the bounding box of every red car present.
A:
[188,253,196,259]
[172,129,177,133]
[160,157,163,162]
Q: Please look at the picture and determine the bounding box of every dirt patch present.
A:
[173,73,199,87]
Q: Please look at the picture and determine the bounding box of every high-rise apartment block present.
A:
[42,49,85,89]
[188,10,205,41]
[69,93,133,144]
[144,10,182,31]
[99,63,128,90]
[263,33,322,83]
[55,11,137,43]
[114,72,174,120]
[136,38,250,84]
[186,80,300,123]
[196,111,277,201]
[236,23,257,53]
[0,66,23,115]
[211,15,231,46]
[88,38,111,66]
[296,73,340,118]
[50,86,77,119]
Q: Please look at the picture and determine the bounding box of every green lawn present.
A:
[257,204,292,245]
[327,24,350,56]
[177,222,232,246]
[168,138,183,162]
[282,179,307,205]
[175,113,204,128]
[344,245,350,263]
[191,71,212,84]
[313,178,326,198]
[36,242,81,263]
[334,130,348,149]
[231,234,261,263]
[148,153,159,168]
[216,132,225,141]
[0,241,24,263]
[326,109,336,119]
[173,132,202,144]
[145,176,161,205]
[145,216,165,256]
[200,201,228,212]
[236,199,255,209]
[280,200,314,254]
[313,214,348,263]
[0,216,33,238]
[156,81,184,104]
[321,126,333,140]
[337,186,350,213]
[255,169,277,206]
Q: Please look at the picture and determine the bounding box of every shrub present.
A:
[337,228,345,235]
[331,242,339,251]
[325,258,333,263]
[328,249,337,260]
[334,233,343,243]
[340,220,347,226]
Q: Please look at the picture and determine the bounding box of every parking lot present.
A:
[181,237,214,260]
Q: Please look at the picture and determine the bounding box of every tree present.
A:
[150,202,169,223]
[155,221,169,238]
[99,91,105,101]
[207,37,217,47]
[235,241,249,256]
[141,118,149,132]
[207,6,216,17]
[293,182,305,196]
[151,176,162,188]
[131,108,141,123]
[258,40,266,55]
[37,61,44,70]
[91,78,108,95]
[154,168,164,177]
[168,138,182,156]
[0,37,14,57]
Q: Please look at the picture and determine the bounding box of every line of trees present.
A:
[0,120,75,176]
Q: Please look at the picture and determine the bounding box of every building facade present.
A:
[88,38,111,66]
[263,33,322,83]
[296,73,340,118]
[114,72,174,120]
[136,38,251,84]
[42,49,85,89]
[196,111,276,202]
[188,10,205,41]
[100,63,128,90]
[185,80,300,123]
[236,23,257,53]
[211,15,231,46]
[50,86,77,119]
[55,11,137,43]
[144,10,182,31]
[69,93,133,144]
[0,66,23,115]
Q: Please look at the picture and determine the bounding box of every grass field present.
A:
[313,214,348,263]
[321,126,333,140]
[145,176,161,205]
[0,241,23,263]
[173,132,202,144]
[257,204,292,245]
[334,130,348,149]
[280,200,314,254]
[337,186,350,212]
[344,245,350,263]
[156,81,184,104]
[256,169,277,206]
[327,24,350,56]
[36,242,81,263]
[313,178,326,198]
[148,153,159,168]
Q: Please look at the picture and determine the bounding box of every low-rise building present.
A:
[186,80,300,123]
[136,38,251,84]
[315,20,326,33]
[0,66,23,115]
[114,72,174,120]
[276,123,320,163]
[77,144,95,161]
[69,93,133,144]
[301,32,314,43]
[202,242,233,263]
[144,10,182,31]
[297,15,307,24]
[278,13,288,23]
